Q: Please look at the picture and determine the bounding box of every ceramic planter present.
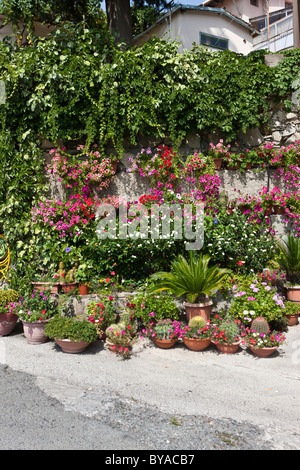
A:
[213,158,223,170]
[285,313,299,326]
[249,345,278,358]
[286,286,300,304]
[78,284,89,295]
[0,312,19,336]
[215,340,241,354]
[54,338,92,353]
[61,282,77,294]
[31,282,61,294]
[182,336,211,351]
[184,300,213,322]
[21,318,52,345]
[152,337,177,349]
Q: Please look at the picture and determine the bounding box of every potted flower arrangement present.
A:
[227,276,286,330]
[207,139,230,170]
[283,301,299,326]
[105,321,136,359]
[277,234,300,304]
[241,316,286,357]
[211,315,242,354]
[180,316,212,351]
[74,263,91,295]
[143,320,182,349]
[16,288,57,344]
[44,315,98,353]
[86,296,117,339]
[32,268,61,294]
[149,252,231,322]
[0,289,20,336]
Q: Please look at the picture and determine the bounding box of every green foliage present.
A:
[188,316,207,329]
[277,234,300,285]
[149,251,231,303]
[131,287,181,324]
[44,315,98,342]
[0,289,19,310]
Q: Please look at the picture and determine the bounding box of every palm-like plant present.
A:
[148,252,231,303]
[277,234,300,284]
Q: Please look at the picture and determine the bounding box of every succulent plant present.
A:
[188,316,207,329]
[250,316,270,335]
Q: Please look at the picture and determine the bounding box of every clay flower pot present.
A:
[152,337,177,349]
[184,301,213,322]
[182,336,211,351]
[215,340,241,354]
[249,345,278,358]
[78,284,89,295]
[286,286,300,303]
[285,313,299,326]
[0,312,19,336]
[61,282,77,294]
[54,338,92,353]
[214,158,223,170]
[21,318,52,345]
[31,282,61,294]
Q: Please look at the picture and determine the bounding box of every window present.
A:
[250,0,259,6]
[200,32,228,51]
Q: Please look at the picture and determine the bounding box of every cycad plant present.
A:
[148,251,231,303]
[277,234,300,284]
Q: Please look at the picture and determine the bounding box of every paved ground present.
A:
[0,320,299,451]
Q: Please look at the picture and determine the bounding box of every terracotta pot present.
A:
[184,301,213,322]
[249,345,278,358]
[152,337,177,349]
[215,340,241,354]
[78,284,89,295]
[54,338,92,353]
[214,158,223,170]
[245,162,252,170]
[273,206,285,215]
[21,318,52,345]
[182,336,211,351]
[264,205,273,215]
[285,313,299,326]
[226,162,240,170]
[286,286,300,303]
[0,312,19,336]
[61,282,77,294]
[32,282,61,294]
[111,160,118,173]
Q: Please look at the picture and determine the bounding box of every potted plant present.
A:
[227,276,286,329]
[86,296,117,339]
[181,316,212,351]
[105,321,136,359]
[32,268,61,294]
[147,320,181,349]
[207,139,231,170]
[211,316,241,354]
[74,264,91,295]
[149,252,231,322]
[44,315,98,353]
[16,288,57,344]
[277,234,300,303]
[0,289,20,336]
[284,301,299,326]
[241,316,286,357]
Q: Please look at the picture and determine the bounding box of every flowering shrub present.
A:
[86,297,117,334]
[46,145,117,193]
[105,322,136,359]
[131,288,181,326]
[228,277,286,326]
[16,288,57,322]
[140,320,182,340]
[31,193,100,238]
[207,139,231,160]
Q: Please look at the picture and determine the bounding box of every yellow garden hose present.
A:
[0,235,10,282]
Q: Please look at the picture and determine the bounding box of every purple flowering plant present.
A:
[228,276,286,326]
[16,288,57,322]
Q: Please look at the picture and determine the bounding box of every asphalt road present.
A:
[0,320,299,452]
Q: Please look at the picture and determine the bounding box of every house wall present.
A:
[0,15,54,43]
[134,10,254,55]
[203,0,289,22]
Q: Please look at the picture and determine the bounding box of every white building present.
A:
[133,4,260,55]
